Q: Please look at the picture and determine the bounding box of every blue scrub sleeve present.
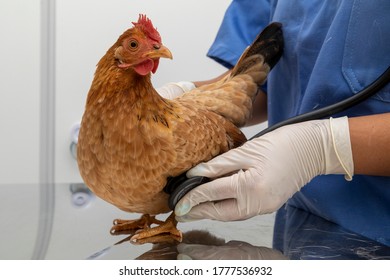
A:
[207,0,271,69]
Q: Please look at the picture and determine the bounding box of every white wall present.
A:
[0,0,41,184]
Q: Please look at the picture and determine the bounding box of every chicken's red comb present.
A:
[132,14,161,43]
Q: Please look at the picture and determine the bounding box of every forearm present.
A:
[349,113,390,176]
[192,70,231,88]
[245,90,268,126]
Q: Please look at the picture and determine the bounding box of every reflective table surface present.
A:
[1,183,389,260]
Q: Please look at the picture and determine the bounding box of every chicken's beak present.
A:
[146,45,173,60]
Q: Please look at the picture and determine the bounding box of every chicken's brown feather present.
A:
[168,101,246,175]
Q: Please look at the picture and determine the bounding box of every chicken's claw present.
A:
[130,223,182,245]
[110,213,182,245]
[110,214,162,235]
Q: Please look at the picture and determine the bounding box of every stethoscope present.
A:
[165,66,390,210]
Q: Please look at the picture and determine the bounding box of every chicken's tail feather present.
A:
[231,22,284,83]
[177,23,283,128]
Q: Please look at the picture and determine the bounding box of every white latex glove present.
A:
[156,81,196,99]
[175,117,353,222]
[177,241,287,260]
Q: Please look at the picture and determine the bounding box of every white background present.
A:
[0,0,41,184]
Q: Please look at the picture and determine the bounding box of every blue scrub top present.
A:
[207,0,390,246]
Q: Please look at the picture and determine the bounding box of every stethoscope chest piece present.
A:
[165,174,210,210]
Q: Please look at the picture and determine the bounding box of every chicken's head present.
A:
[114,14,172,76]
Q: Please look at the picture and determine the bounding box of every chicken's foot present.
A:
[111,214,163,235]
[110,213,182,245]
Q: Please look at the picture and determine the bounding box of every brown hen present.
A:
[77,15,283,244]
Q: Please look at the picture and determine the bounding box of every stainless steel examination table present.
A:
[1,183,389,260]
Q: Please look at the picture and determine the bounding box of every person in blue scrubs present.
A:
[160,0,390,248]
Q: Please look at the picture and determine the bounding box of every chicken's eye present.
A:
[129,40,138,49]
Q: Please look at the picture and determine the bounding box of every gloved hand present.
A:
[175,117,353,222]
[156,81,196,99]
[177,241,287,260]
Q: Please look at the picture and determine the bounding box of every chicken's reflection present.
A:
[135,230,287,260]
